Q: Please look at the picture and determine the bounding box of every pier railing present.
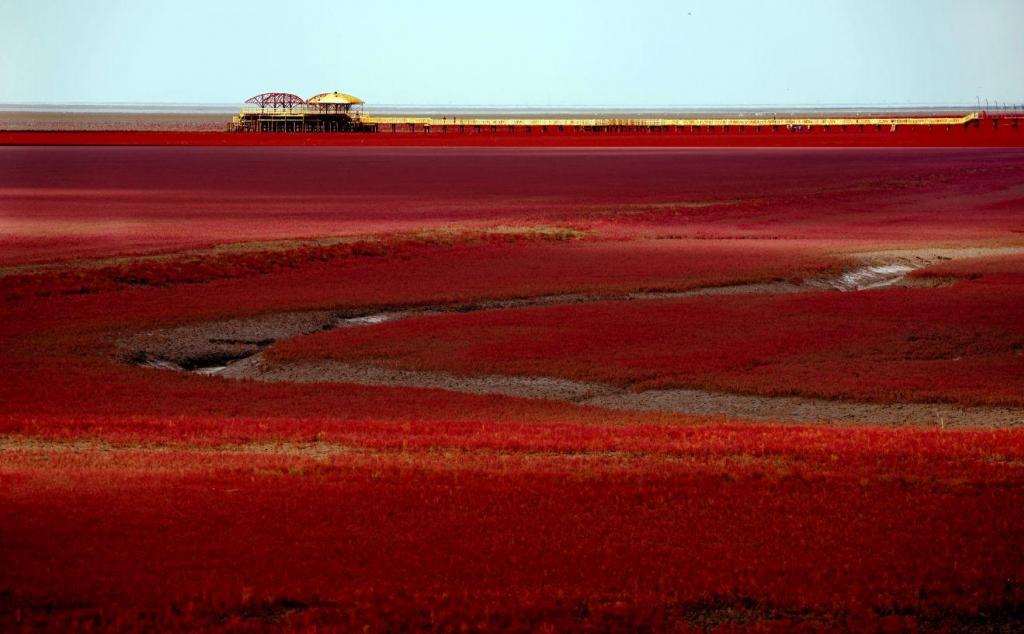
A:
[231,109,982,130]
[358,113,980,127]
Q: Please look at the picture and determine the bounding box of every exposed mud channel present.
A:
[121,247,1024,428]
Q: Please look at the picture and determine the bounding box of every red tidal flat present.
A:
[4,145,1024,631]
[4,425,1024,631]
[274,256,1024,407]
[2,124,1024,147]
[4,147,1024,264]
[3,238,837,434]
[1,237,840,302]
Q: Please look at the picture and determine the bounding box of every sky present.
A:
[1,0,1022,106]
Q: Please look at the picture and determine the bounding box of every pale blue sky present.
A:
[1,0,1022,106]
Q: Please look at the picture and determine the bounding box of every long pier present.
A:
[231,106,988,133]
[360,113,981,128]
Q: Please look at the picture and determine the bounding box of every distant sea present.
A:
[0,102,985,116]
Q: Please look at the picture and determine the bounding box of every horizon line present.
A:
[2,100,1019,109]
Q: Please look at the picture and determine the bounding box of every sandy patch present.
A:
[851,245,1024,265]
[121,311,339,369]
[211,355,1022,428]
[583,387,1023,428]
[222,357,616,402]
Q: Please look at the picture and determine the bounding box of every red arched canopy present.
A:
[244,93,306,109]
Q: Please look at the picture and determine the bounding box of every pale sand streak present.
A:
[220,357,1024,428]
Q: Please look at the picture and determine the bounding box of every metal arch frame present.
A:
[244,92,307,110]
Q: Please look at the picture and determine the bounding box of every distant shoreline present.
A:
[0,111,231,131]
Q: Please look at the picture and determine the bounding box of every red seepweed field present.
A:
[3,141,1024,631]
[2,119,1023,148]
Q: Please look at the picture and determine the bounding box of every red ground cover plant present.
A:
[3,146,1024,631]
[1,236,840,439]
[1,239,843,327]
[3,426,1024,631]
[4,147,1024,265]
[0,228,590,301]
[2,122,1023,147]
[274,255,1024,407]
[1,237,842,304]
